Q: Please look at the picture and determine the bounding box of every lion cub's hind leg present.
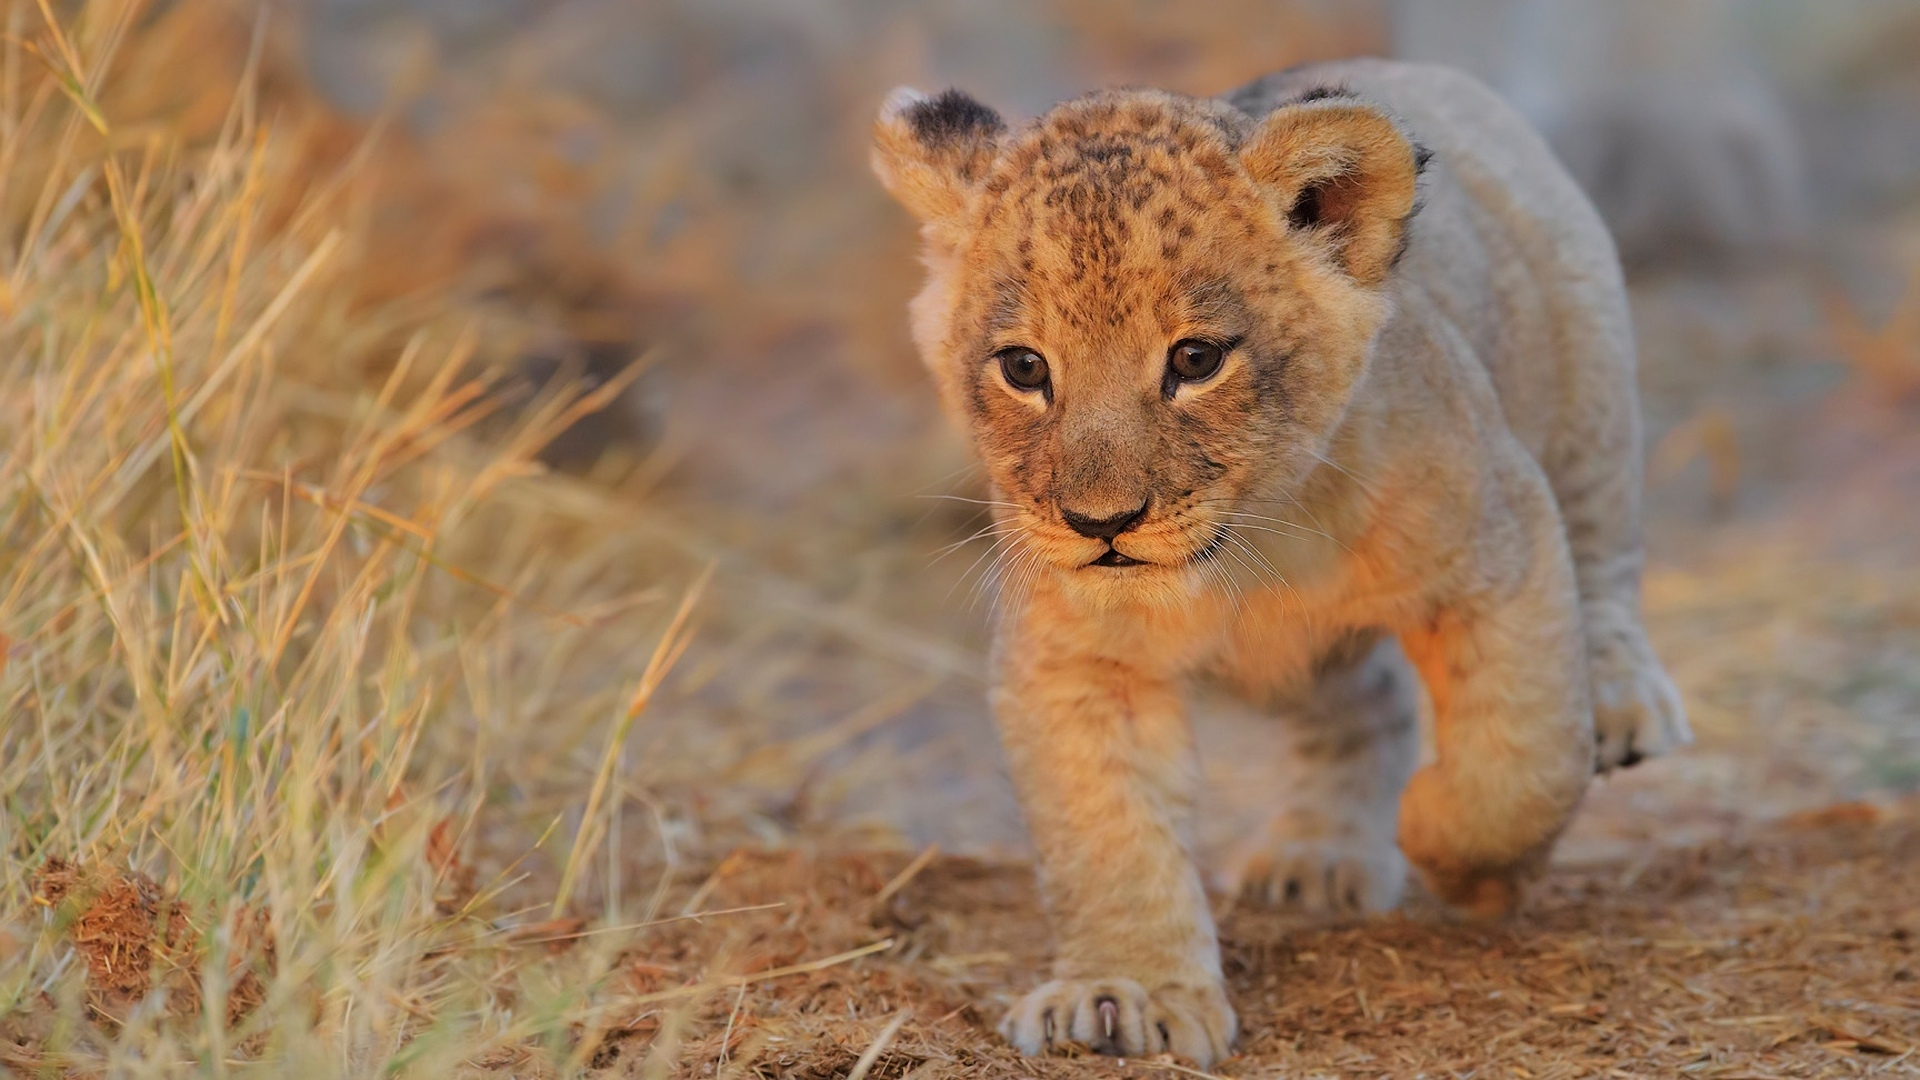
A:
[1218,634,1419,916]
[1541,293,1692,771]
[1582,570,1690,769]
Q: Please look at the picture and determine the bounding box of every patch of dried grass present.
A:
[0,0,714,1073]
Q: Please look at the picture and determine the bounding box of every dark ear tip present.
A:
[899,87,1005,148]
[1291,85,1353,105]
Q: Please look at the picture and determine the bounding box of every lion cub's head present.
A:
[873,85,1424,597]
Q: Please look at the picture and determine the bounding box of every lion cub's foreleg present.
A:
[992,604,1235,1067]
[1218,633,1418,915]
[1394,457,1596,916]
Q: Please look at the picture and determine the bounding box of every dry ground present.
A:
[23,806,1920,1078]
[491,808,1920,1079]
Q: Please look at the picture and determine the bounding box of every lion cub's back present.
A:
[1226,59,1635,463]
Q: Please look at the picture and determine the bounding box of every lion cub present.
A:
[871,59,1688,1066]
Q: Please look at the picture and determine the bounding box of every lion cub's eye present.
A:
[1165,339,1226,389]
[996,347,1051,394]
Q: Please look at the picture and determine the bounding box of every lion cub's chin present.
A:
[1047,556,1217,610]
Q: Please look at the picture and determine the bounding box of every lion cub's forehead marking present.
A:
[992,97,1246,239]
[977,95,1261,339]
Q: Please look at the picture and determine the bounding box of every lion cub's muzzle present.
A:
[1060,500,1148,541]
[1059,498,1152,568]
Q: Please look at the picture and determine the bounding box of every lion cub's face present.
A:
[873,87,1422,596]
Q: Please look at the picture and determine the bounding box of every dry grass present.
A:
[4,1,1920,1077]
[0,1,724,1073]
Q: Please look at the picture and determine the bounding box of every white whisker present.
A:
[909,460,985,496]
[1205,542,1248,613]
[1218,526,1279,581]
[950,529,1024,604]
[917,493,1025,511]
[1306,447,1380,497]
[972,524,1038,613]
[930,521,1022,563]
[1219,523,1302,611]
[1198,500,1350,552]
[1221,491,1343,544]
[982,538,1043,616]
[1215,517,1329,548]
[1215,533,1268,596]
[1209,511,1325,543]
[1002,545,1048,618]
[1270,489,1339,541]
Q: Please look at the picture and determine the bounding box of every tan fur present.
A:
[872,60,1688,1067]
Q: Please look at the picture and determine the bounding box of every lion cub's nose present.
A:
[1061,500,1149,541]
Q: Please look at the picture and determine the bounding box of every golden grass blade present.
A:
[620,938,897,1011]
[871,843,939,910]
[844,1009,911,1080]
[551,563,713,918]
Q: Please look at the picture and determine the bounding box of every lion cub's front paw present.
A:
[1000,978,1235,1067]
[1589,635,1690,771]
[1218,831,1407,915]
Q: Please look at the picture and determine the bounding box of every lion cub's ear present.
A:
[1241,99,1425,287]
[871,87,1006,230]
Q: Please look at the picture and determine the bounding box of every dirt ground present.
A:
[568,806,1919,1079]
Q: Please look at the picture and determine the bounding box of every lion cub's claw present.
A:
[1220,834,1407,915]
[1589,635,1690,772]
[1001,978,1235,1067]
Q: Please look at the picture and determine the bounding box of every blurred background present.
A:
[229,0,1920,855]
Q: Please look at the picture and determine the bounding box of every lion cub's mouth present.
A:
[1084,530,1228,570]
